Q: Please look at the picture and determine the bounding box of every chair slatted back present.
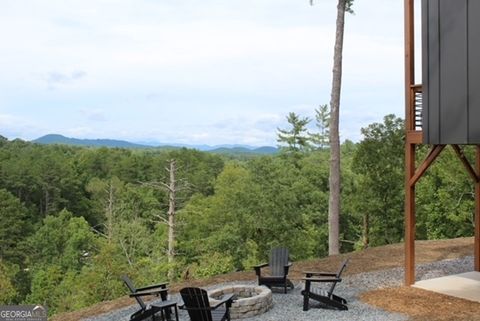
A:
[269,247,289,277]
[122,275,147,311]
[328,258,349,296]
[180,287,213,321]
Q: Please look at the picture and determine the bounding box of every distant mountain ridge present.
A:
[32,134,278,155]
[33,134,148,149]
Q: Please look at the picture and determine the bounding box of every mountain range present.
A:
[32,134,278,155]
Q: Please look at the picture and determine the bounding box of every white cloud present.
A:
[79,109,107,122]
[0,113,45,140]
[64,126,97,138]
[44,70,87,89]
[0,0,410,145]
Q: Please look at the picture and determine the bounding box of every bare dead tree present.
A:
[166,159,176,280]
[105,180,116,243]
[141,159,191,281]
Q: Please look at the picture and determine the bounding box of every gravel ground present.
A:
[83,256,474,321]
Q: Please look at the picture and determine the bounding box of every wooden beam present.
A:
[406,130,423,144]
[409,145,445,187]
[451,145,480,183]
[476,146,480,271]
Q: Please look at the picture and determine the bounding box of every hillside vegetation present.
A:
[0,114,477,316]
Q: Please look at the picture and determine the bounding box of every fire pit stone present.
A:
[208,285,273,319]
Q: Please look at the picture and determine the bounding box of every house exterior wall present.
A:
[422,0,480,144]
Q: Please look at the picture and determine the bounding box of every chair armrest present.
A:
[303,271,337,277]
[130,288,169,297]
[253,263,268,276]
[181,306,221,312]
[136,282,168,291]
[284,262,293,275]
[253,263,268,269]
[212,293,235,309]
[303,277,341,283]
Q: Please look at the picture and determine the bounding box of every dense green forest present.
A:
[0,114,476,315]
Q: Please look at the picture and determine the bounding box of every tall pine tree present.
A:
[277,112,312,154]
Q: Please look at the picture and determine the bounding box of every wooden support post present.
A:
[452,144,480,270]
[405,142,416,285]
[405,144,445,286]
[476,146,480,271]
[404,0,415,286]
[404,0,414,130]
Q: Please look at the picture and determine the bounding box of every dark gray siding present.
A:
[469,0,480,142]
[422,0,480,144]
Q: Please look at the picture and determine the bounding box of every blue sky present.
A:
[0,0,421,146]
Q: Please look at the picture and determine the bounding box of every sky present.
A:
[0,0,422,147]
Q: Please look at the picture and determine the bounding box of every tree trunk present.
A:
[362,211,369,249]
[106,181,115,243]
[328,0,346,255]
[44,188,50,215]
[167,159,177,281]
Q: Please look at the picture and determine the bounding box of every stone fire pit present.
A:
[208,285,273,319]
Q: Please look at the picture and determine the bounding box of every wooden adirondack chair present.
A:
[180,287,234,321]
[301,258,349,311]
[253,247,294,293]
[122,275,176,321]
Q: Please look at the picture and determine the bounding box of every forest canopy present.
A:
[0,114,476,314]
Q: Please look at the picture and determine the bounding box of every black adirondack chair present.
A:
[253,247,294,293]
[122,275,174,321]
[180,287,234,321]
[301,258,349,311]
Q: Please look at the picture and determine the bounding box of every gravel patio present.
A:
[83,256,474,321]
